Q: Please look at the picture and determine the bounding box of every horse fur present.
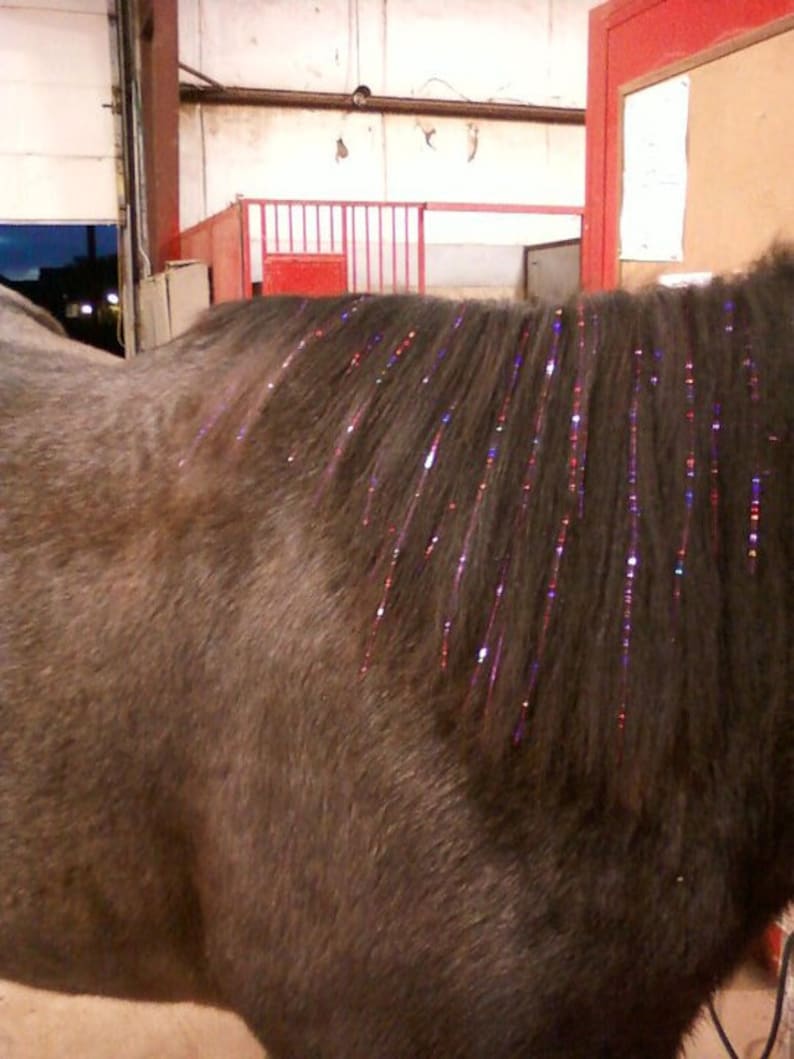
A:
[0,257,791,1057]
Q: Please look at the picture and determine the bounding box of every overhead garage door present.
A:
[0,0,118,222]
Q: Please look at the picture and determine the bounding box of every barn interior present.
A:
[0,0,792,1055]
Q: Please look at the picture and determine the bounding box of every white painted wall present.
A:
[178,0,598,294]
[0,0,118,223]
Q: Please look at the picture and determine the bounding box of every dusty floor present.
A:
[682,961,791,1059]
[0,961,789,1058]
[0,987,265,1059]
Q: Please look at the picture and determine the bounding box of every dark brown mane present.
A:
[153,249,793,805]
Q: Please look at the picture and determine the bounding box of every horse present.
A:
[0,251,791,1059]
[0,281,116,365]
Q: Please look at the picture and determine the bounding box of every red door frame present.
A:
[138,0,181,272]
[582,0,794,291]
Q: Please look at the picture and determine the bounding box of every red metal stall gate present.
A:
[181,198,584,302]
[246,199,425,297]
[181,199,425,300]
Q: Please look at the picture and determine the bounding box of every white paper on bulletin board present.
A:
[619,75,690,261]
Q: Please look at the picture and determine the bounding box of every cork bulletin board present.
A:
[619,19,794,289]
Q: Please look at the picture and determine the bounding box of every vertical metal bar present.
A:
[273,202,280,253]
[261,202,268,293]
[404,206,410,291]
[391,206,397,293]
[351,206,357,291]
[341,204,348,290]
[241,200,252,298]
[329,202,335,254]
[315,203,321,254]
[288,204,294,253]
[301,202,307,252]
[365,205,371,291]
[417,205,426,294]
[378,204,384,292]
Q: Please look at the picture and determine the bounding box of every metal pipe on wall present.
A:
[179,82,586,126]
